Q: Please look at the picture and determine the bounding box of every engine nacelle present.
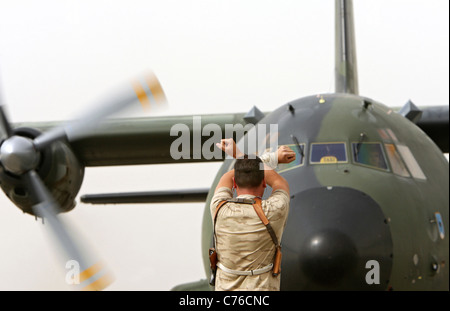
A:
[0,127,85,216]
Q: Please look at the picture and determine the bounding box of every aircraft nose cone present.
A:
[300,230,358,286]
[300,229,358,286]
[281,187,393,290]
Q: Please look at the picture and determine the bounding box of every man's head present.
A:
[233,156,265,194]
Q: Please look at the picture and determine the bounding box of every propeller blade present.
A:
[0,72,13,141]
[23,170,114,291]
[33,72,167,151]
[0,105,13,142]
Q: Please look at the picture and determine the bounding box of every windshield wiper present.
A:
[290,134,304,164]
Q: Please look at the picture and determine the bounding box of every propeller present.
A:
[0,71,167,290]
[34,72,167,150]
[23,170,115,290]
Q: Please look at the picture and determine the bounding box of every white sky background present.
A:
[0,0,448,290]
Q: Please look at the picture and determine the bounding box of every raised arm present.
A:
[215,138,245,159]
[216,138,296,167]
[214,139,291,194]
[214,169,235,193]
[263,165,290,195]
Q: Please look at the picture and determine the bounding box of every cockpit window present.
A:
[310,142,347,164]
[277,143,305,173]
[352,142,388,171]
[396,145,426,180]
[384,144,410,178]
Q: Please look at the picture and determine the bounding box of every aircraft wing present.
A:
[13,112,249,166]
[415,106,449,153]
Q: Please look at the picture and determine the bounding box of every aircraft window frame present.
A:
[384,143,410,178]
[377,129,391,141]
[396,145,427,180]
[386,129,399,142]
[310,142,348,165]
[351,142,389,171]
[277,143,305,173]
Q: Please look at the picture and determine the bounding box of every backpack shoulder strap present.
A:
[213,200,229,223]
[252,197,280,247]
[212,200,229,251]
[253,197,283,276]
[213,197,254,222]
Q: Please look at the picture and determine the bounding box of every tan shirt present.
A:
[211,187,290,291]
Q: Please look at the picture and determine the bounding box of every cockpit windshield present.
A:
[384,144,410,177]
[352,142,388,171]
[310,142,348,164]
[277,143,305,173]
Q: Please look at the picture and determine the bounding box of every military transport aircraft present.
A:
[0,0,448,290]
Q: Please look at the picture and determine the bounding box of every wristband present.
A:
[259,151,278,169]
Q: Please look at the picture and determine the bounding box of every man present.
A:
[210,139,295,291]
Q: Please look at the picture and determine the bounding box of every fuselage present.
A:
[202,93,449,290]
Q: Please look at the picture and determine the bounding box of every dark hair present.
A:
[234,156,264,188]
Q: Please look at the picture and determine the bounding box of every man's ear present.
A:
[232,177,237,190]
[262,179,267,189]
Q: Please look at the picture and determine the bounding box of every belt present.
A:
[217,262,273,276]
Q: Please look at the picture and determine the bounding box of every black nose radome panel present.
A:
[281,187,393,290]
